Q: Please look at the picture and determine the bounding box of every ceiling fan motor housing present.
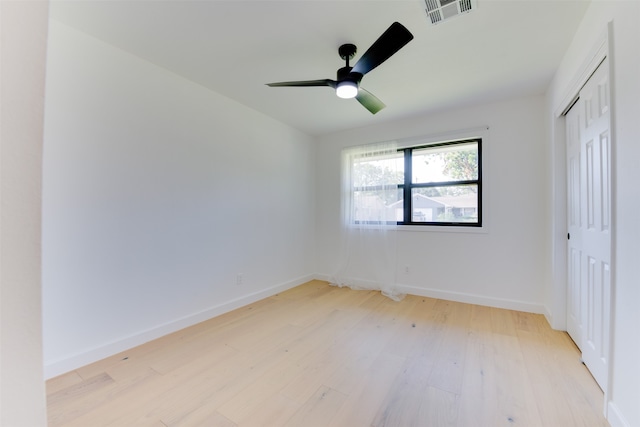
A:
[337,66,363,85]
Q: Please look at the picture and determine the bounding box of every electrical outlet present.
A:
[236,273,243,285]
[404,266,410,274]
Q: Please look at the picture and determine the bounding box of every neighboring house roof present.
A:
[387,193,477,209]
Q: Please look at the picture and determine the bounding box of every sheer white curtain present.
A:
[329,141,405,301]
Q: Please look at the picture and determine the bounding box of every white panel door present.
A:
[565,103,583,348]
[566,58,611,391]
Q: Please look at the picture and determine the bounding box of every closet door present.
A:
[566,57,611,391]
[565,101,582,349]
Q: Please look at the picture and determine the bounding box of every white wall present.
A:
[315,95,549,313]
[0,0,48,425]
[546,1,640,426]
[42,21,316,378]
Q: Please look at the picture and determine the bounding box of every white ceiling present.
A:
[49,0,590,136]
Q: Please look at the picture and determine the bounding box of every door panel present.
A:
[565,104,582,347]
[566,57,611,392]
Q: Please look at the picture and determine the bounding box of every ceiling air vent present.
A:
[424,0,477,25]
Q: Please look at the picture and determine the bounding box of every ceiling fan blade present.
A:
[356,88,386,114]
[351,22,414,76]
[266,79,337,88]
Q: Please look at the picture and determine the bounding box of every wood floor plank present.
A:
[47,369,160,426]
[468,303,493,336]
[491,333,542,426]
[371,355,436,427]
[271,279,332,301]
[327,353,406,427]
[374,294,423,359]
[49,371,160,426]
[282,385,347,427]
[418,386,460,427]
[236,393,300,427]
[490,306,519,336]
[215,347,306,423]
[457,337,498,427]
[46,281,608,427]
[168,407,237,427]
[47,373,114,407]
[148,338,238,376]
[46,370,84,395]
[427,301,471,395]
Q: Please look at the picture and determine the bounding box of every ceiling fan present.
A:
[266,22,414,114]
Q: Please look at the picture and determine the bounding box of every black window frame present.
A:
[400,138,482,227]
[349,138,482,227]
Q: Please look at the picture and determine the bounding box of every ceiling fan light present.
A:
[336,81,358,99]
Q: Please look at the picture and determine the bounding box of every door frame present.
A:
[550,22,616,407]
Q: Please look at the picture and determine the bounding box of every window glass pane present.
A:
[411,185,478,223]
[353,152,404,188]
[412,142,478,184]
[354,189,402,223]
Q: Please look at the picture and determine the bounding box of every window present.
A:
[351,138,482,227]
[351,148,403,224]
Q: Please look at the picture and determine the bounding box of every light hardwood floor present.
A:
[46,280,608,427]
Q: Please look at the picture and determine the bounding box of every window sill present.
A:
[397,224,488,234]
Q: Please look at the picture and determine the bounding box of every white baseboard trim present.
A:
[396,284,545,314]
[607,401,631,427]
[43,274,313,380]
[313,275,545,314]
